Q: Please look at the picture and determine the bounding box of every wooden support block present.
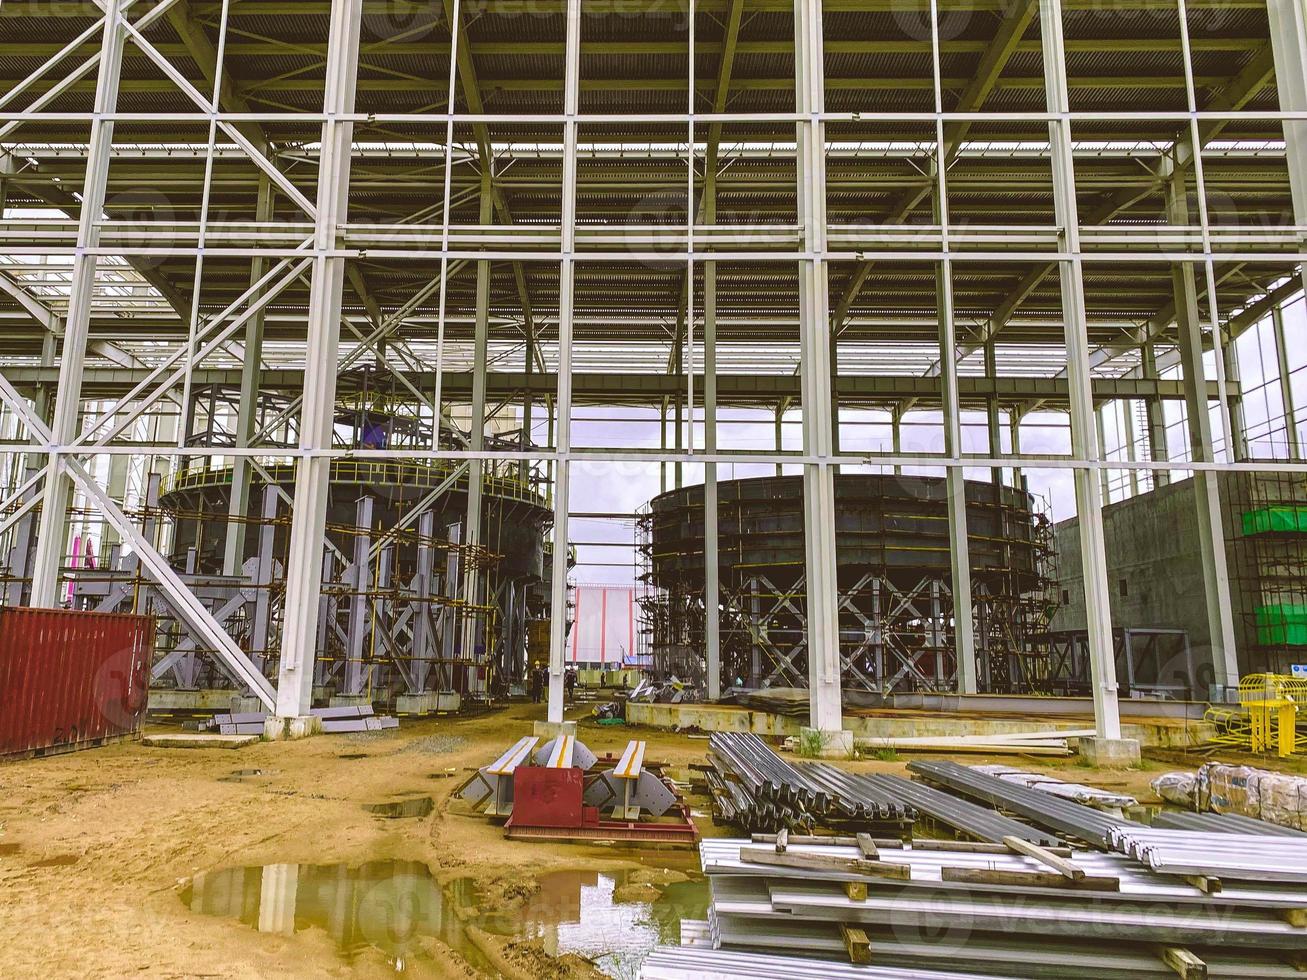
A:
[843,880,868,901]
[1277,949,1307,972]
[1281,908,1307,928]
[1002,834,1086,880]
[941,867,1120,892]
[750,833,904,849]
[775,827,789,853]
[738,846,912,881]
[840,924,872,965]
[1156,945,1207,980]
[1183,874,1221,895]
[856,832,878,860]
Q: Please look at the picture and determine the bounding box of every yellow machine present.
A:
[1207,674,1307,757]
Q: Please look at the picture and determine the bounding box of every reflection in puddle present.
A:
[182,860,708,976]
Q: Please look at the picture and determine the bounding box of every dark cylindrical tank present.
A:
[647,472,1046,592]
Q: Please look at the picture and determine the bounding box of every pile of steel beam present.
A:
[1108,827,1307,882]
[685,838,1307,978]
[199,704,399,735]
[850,771,1062,846]
[907,759,1135,847]
[792,764,916,830]
[1151,810,1307,837]
[705,734,915,834]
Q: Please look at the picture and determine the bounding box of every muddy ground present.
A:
[0,697,1201,978]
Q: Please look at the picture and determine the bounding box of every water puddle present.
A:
[364,796,435,819]
[182,859,709,975]
[28,854,79,868]
[218,769,268,783]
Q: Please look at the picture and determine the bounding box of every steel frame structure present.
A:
[0,0,1305,739]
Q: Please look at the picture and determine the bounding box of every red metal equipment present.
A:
[0,607,154,761]
[504,765,700,846]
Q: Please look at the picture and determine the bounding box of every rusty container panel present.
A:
[0,607,153,760]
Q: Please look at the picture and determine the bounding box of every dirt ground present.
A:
[0,697,1207,978]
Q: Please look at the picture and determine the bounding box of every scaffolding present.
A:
[1224,471,1307,677]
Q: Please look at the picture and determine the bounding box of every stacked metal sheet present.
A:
[705,733,915,834]
[685,838,1307,978]
[1108,827,1307,882]
[908,759,1137,847]
[1151,810,1307,837]
[642,945,1002,979]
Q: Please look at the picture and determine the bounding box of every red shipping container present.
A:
[0,607,153,760]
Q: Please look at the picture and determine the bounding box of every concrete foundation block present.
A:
[395,692,460,716]
[143,733,259,750]
[329,695,373,708]
[1078,735,1141,768]
[147,688,243,712]
[229,695,264,714]
[263,714,324,741]
[797,727,855,759]
[533,719,579,739]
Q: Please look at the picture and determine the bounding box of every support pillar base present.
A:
[263,715,323,741]
[797,727,855,759]
[1078,735,1141,768]
[533,719,578,739]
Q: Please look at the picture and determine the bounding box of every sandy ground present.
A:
[0,696,1208,978]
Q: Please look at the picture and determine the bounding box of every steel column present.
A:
[1273,306,1301,459]
[274,0,365,720]
[1039,0,1122,740]
[224,170,274,575]
[547,0,583,724]
[29,1,127,607]
[1165,158,1240,690]
[795,0,841,732]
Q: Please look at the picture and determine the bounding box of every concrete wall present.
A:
[624,701,1202,748]
[1051,472,1307,680]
